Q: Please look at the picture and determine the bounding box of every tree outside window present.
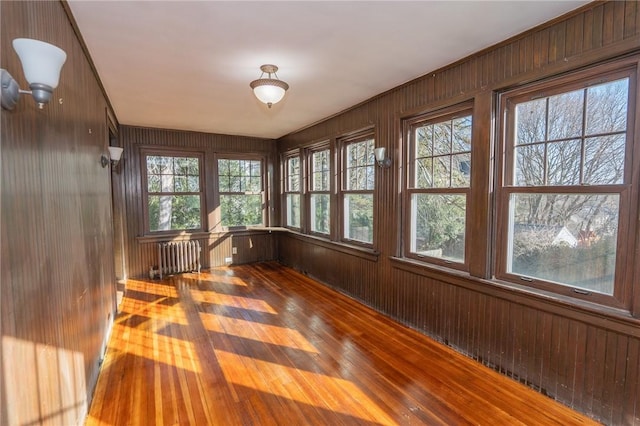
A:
[309,148,330,234]
[500,69,633,299]
[218,158,264,227]
[342,135,375,244]
[405,106,472,266]
[145,153,203,232]
[284,155,301,228]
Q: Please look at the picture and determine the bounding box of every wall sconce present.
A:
[250,64,289,108]
[374,147,392,168]
[1,38,67,110]
[101,146,124,171]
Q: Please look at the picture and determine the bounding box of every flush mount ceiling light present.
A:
[250,64,289,108]
[1,38,67,110]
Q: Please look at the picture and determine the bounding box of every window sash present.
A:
[143,152,204,234]
[496,63,637,308]
[217,157,265,228]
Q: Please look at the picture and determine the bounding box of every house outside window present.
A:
[341,133,375,244]
[218,157,264,227]
[497,62,637,307]
[404,105,472,268]
[143,152,204,233]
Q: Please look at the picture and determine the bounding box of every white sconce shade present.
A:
[13,38,67,89]
[1,38,67,110]
[108,146,124,162]
[374,147,391,168]
[250,64,289,108]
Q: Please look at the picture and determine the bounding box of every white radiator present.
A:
[157,240,201,279]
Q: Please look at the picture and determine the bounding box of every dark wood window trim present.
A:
[282,150,302,230]
[215,153,268,231]
[338,130,376,248]
[140,148,206,236]
[402,102,474,272]
[306,143,332,237]
[495,58,639,312]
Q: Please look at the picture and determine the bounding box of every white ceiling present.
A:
[67,1,589,139]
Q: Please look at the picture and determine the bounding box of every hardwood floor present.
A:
[85,262,596,425]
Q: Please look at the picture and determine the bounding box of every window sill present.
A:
[389,256,640,337]
[281,231,380,262]
[136,227,284,244]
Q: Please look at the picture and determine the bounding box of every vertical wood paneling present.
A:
[276,2,640,424]
[1,1,117,424]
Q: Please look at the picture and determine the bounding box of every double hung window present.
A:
[341,134,375,245]
[405,105,472,267]
[218,157,264,227]
[309,148,331,235]
[497,63,637,307]
[284,155,301,228]
[144,152,203,233]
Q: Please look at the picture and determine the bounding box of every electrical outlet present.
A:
[225,257,232,263]
[232,247,237,254]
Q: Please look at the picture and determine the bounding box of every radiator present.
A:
[157,240,201,279]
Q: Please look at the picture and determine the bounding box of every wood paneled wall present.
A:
[277,2,640,424]
[120,126,277,278]
[1,1,118,424]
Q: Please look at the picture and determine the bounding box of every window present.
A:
[498,64,636,306]
[309,147,330,235]
[405,105,472,267]
[144,153,203,233]
[284,155,301,228]
[341,133,375,244]
[218,157,264,227]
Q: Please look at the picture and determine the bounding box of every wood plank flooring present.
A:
[85,262,596,425]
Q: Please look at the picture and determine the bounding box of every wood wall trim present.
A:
[282,232,380,262]
[389,257,640,338]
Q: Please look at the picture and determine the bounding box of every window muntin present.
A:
[218,158,264,227]
[406,108,472,266]
[309,148,330,234]
[284,155,301,228]
[145,154,203,232]
[342,136,375,244]
[500,69,634,302]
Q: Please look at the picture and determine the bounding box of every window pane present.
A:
[148,175,161,192]
[547,139,581,186]
[287,157,300,191]
[310,194,330,234]
[148,195,201,231]
[415,158,433,189]
[515,98,546,144]
[507,193,619,295]
[312,150,330,191]
[432,156,451,187]
[188,176,200,192]
[286,194,300,228]
[451,153,471,187]
[344,193,373,243]
[586,78,628,135]
[584,135,625,185]
[433,122,452,155]
[410,193,466,262]
[452,116,472,153]
[515,144,545,186]
[416,126,432,157]
[220,194,262,227]
[548,89,583,140]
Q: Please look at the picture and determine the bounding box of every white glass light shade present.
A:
[374,147,386,162]
[12,38,67,89]
[108,146,124,161]
[252,82,286,105]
